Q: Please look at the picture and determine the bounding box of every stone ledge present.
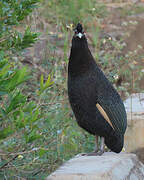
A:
[47,152,144,180]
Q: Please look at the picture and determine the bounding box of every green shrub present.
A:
[0,0,54,179]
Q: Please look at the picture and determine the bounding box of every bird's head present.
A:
[74,23,85,39]
[71,23,87,49]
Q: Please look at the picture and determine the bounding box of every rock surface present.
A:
[47,152,144,180]
[124,93,144,152]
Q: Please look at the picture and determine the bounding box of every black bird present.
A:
[68,23,127,155]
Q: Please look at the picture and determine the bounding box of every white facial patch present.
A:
[76,32,83,38]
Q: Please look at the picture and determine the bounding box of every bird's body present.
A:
[68,23,127,153]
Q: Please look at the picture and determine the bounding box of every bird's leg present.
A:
[94,135,99,153]
[100,136,105,151]
[82,136,102,156]
[97,136,105,155]
[81,136,98,156]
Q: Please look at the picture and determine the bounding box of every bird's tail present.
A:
[105,131,124,153]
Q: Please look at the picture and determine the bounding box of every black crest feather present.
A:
[75,23,83,33]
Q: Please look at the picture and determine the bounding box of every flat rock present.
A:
[47,152,144,180]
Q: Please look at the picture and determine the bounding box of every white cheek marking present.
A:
[76,32,83,38]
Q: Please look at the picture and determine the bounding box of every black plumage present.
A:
[68,23,127,153]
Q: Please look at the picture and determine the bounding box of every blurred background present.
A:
[0,0,144,179]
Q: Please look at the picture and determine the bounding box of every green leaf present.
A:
[45,74,54,88]
[6,67,30,92]
[0,63,11,78]
[6,91,26,114]
[25,130,42,143]
[31,108,39,123]
[38,74,54,95]
[15,111,25,128]
[38,148,48,157]
[0,126,14,140]
[23,101,37,113]
[40,74,44,90]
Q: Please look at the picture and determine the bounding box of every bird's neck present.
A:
[68,44,95,76]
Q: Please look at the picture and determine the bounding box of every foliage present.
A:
[41,0,107,25]
[0,0,53,179]
[90,27,144,97]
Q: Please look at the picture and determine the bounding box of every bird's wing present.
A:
[96,98,127,134]
[96,103,114,129]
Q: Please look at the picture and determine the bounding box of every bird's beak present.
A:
[76,32,83,38]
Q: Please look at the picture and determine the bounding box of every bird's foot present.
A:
[81,150,104,156]
[95,150,104,156]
